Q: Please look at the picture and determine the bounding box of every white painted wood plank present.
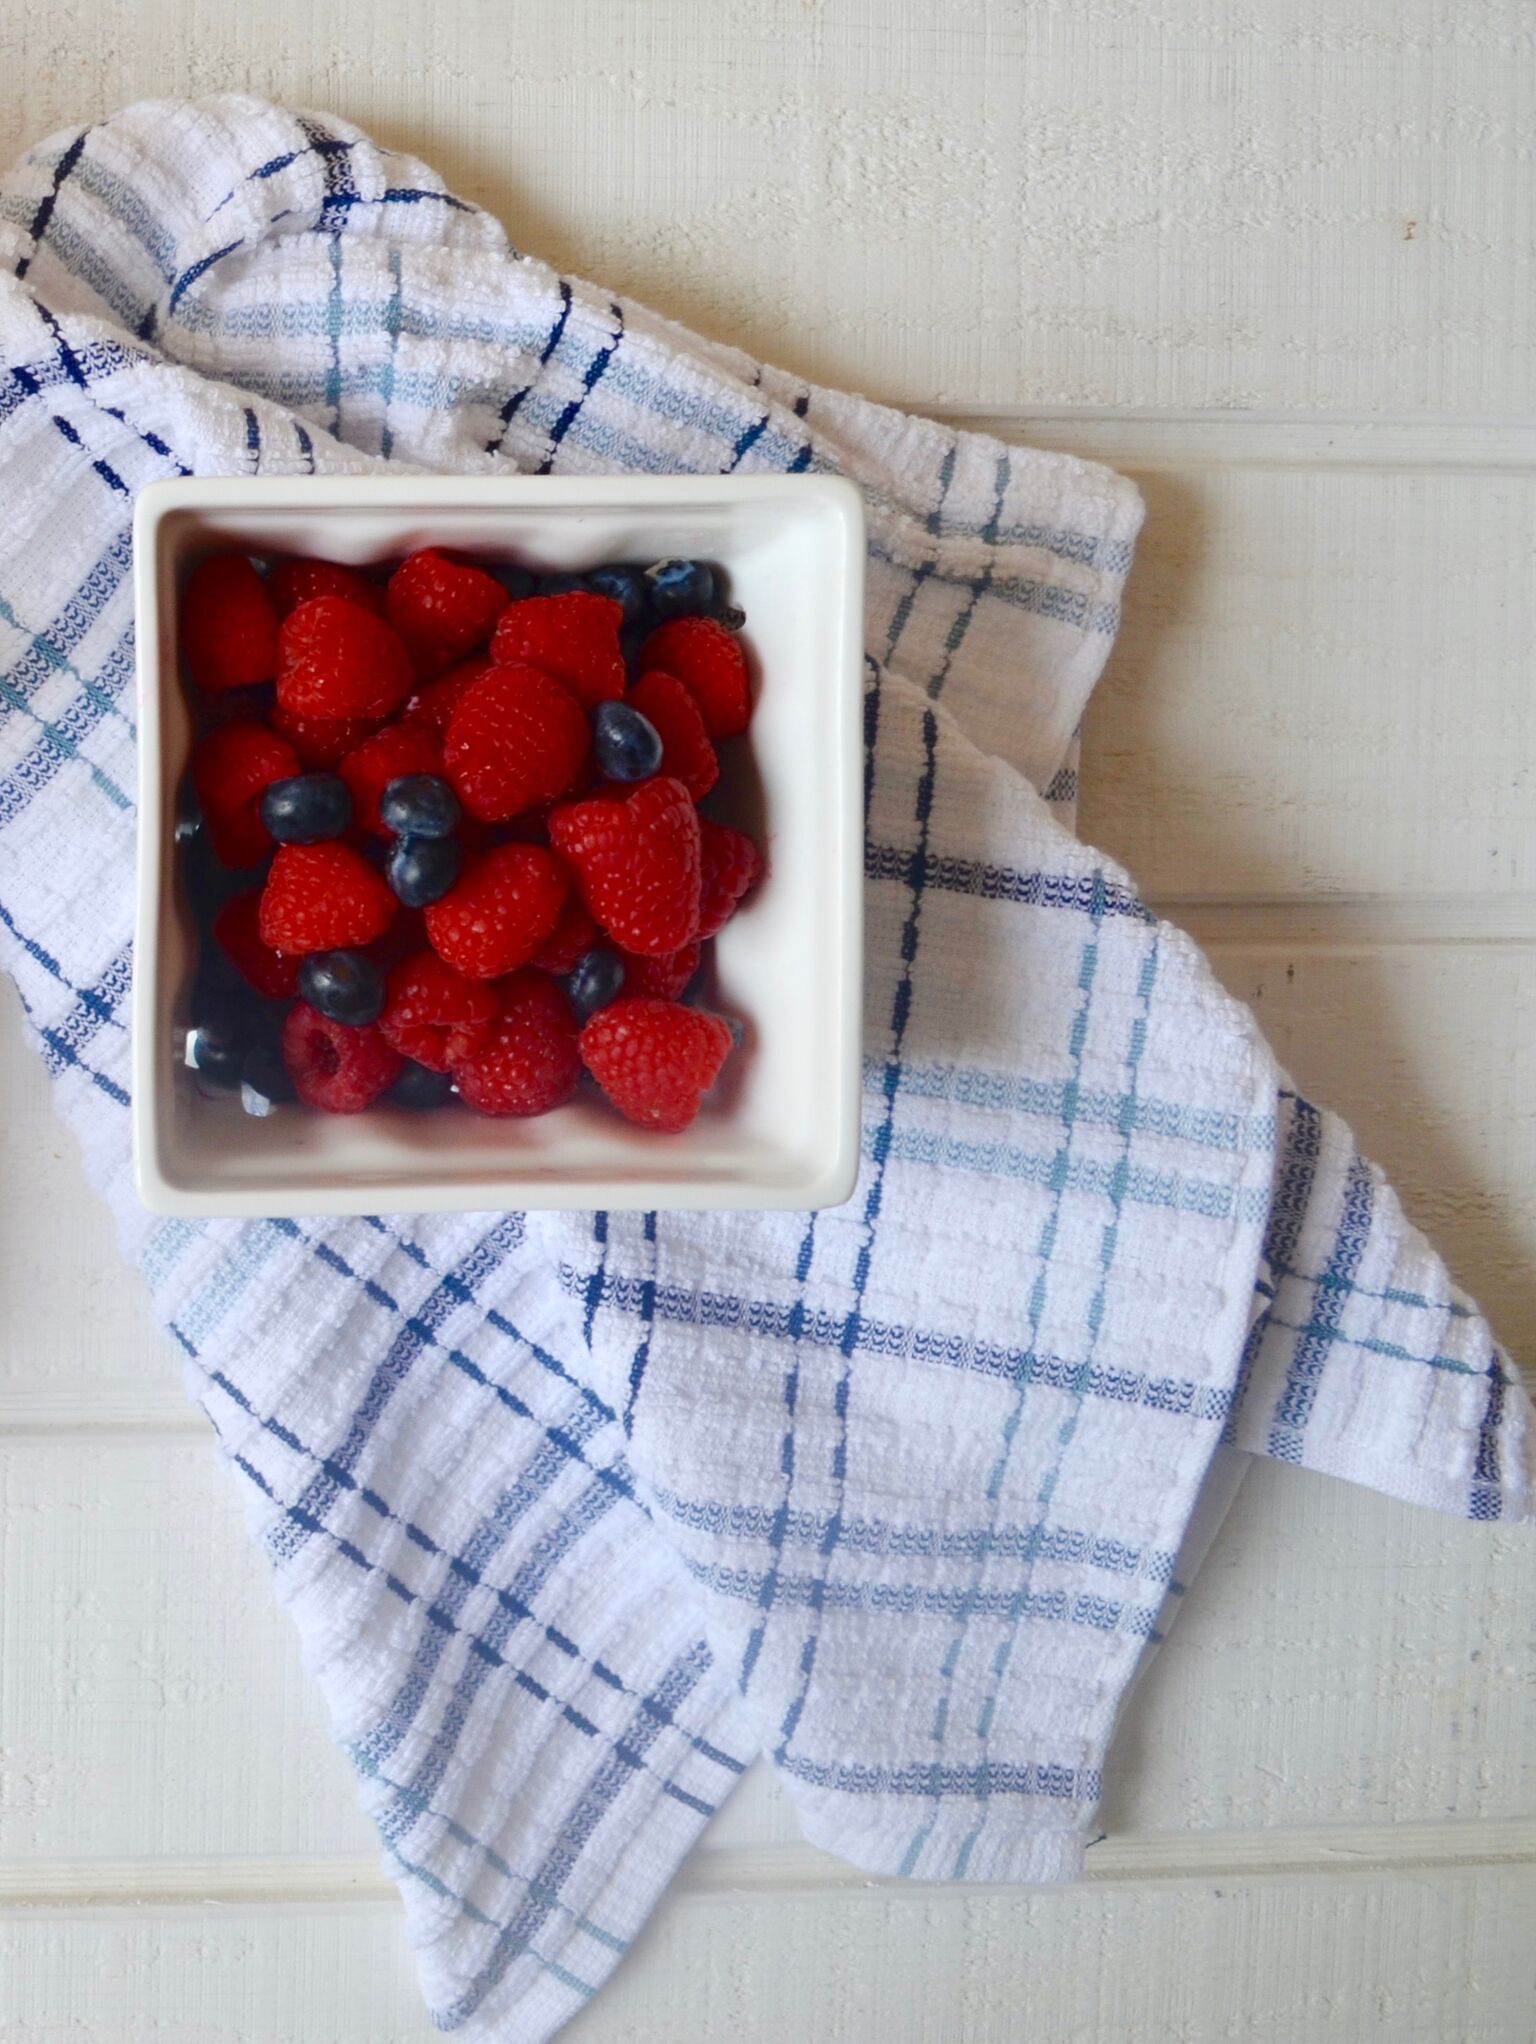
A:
[1203,945,1536,1366]
[0,0,1530,415]
[0,1434,378,1864]
[3,1437,1532,1867]
[5,1861,1535,2044]
[1070,457,1536,903]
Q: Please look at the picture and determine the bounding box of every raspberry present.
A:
[339,722,444,835]
[405,656,492,734]
[282,1003,403,1113]
[380,949,499,1071]
[580,998,733,1133]
[423,843,569,979]
[268,558,386,620]
[548,777,701,957]
[386,549,508,676]
[490,593,625,709]
[697,820,765,938]
[258,841,397,954]
[277,596,415,720]
[192,721,300,866]
[443,663,590,821]
[531,894,601,975]
[620,940,701,1001]
[627,670,719,801]
[452,972,582,1117]
[212,891,301,997]
[181,553,280,694]
[637,616,751,738]
[271,703,383,769]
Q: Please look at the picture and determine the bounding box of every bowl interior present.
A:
[138,480,862,1213]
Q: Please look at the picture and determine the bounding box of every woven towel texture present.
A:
[0,97,1527,2044]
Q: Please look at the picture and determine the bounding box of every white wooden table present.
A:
[2,5,1533,2038]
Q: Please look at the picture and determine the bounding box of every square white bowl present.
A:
[132,473,864,1217]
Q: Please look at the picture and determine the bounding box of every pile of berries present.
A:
[179,548,761,1132]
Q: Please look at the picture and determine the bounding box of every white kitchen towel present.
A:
[0,97,1529,2044]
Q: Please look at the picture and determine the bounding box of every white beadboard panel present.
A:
[0,983,181,1429]
[0,1905,436,2044]
[3,1436,1532,1867]
[1069,455,1536,903]
[0,0,1531,416]
[5,1860,1535,2044]
[1201,945,1536,1368]
[0,1435,377,1864]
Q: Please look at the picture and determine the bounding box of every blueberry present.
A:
[386,1061,457,1110]
[388,835,463,908]
[260,772,352,844]
[183,987,248,1095]
[379,773,460,840]
[494,564,537,601]
[566,948,626,1018]
[591,701,663,782]
[240,1042,296,1117]
[174,778,203,850]
[297,949,385,1026]
[646,559,716,619]
[537,569,591,597]
[715,602,747,631]
[586,563,649,624]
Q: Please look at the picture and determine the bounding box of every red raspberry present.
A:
[443,663,590,822]
[490,593,625,709]
[453,972,582,1117]
[620,940,701,1001]
[423,843,568,980]
[531,894,601,975]
[548,777,701,957]
[277,596,415,720]
[380,949,498,1071]
[580,998,733,1133]
[212,891,300,997]
[192,721,300,866]
[697,820,765,938]
[386,549,508,676]
[267,558,386,620]
[637,616,751,738]
[405,656,492,735]
[282,1003,403,1113]
[627,670,718,801]
[271,703,383,769]
[258,841,397,954]
[180,553,279,694]
[339,721,444,835]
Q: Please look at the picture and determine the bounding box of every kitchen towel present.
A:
[0,97,1529,2044]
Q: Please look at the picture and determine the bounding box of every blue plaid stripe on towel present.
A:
[0,97,1529,2044]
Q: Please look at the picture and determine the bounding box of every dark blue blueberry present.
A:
[386,1061,457,1110]
[494,563,537,601]
[715,602,747,631]
[565,948,626,1018]
[537,569,591,597]
[592,701,663,782]
[183,986,248,1095]
[619,618,650,669]
[723,1013,747,1047]
[181,830,243,920]
[297,948,385,1026]
[585,563,649,624]
[378,772,461,840]
[259,772,353,844]
[646,558,716,619]
[239,1042,296,1117]
[388,835,463,908]
[174,778,203,850]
